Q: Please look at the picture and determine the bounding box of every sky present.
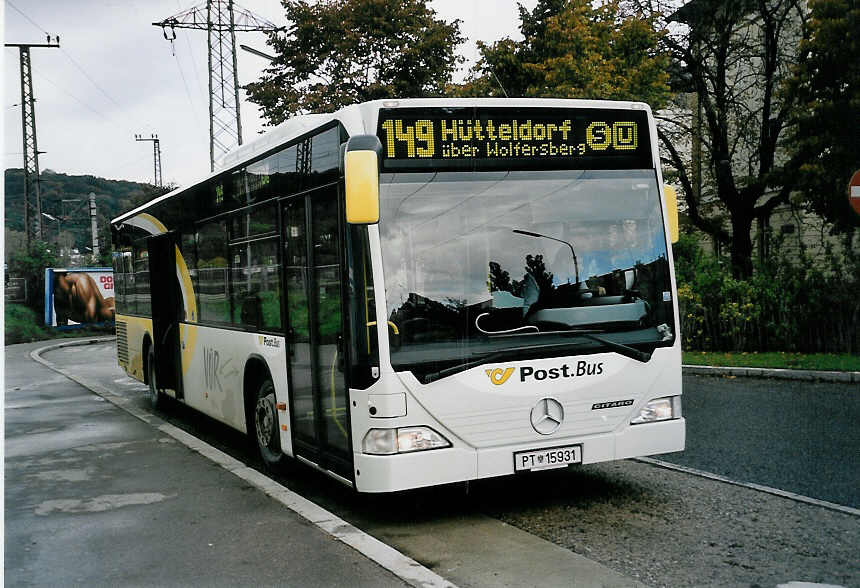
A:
[3,0,537,189]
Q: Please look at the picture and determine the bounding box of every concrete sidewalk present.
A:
[4,340,414,587]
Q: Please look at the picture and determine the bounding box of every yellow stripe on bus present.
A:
[175,245,198,376]
[125,213,168,235]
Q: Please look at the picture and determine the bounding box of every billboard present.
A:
[44,268,115,328]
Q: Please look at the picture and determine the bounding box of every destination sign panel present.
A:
[377,107,652,171]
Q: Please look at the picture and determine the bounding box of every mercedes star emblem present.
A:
[530,397,564,435]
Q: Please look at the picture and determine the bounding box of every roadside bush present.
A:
[4,303,114,345]
[674,234,860,353]
[7,241,56,314]
[5,303,48,344]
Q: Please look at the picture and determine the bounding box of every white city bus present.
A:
[111,98,684,492]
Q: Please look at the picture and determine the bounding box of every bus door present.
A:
[147,232,183,399]
[282,186,352,481]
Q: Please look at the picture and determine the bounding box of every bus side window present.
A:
[347,224,378,388]
[197,220,230,324]
[133,241,150,316]
[309,127,340,187]
[229,238,281,330]
[180,231,198,322]
[273,144,298,196]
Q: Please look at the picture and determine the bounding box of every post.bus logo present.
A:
[484,360,605,385]
[485,367,515,385]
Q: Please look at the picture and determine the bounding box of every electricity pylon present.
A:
[5,35,60,245]
[154,1,276,172]
[134,134,163,187]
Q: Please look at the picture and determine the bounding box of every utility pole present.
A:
[5,35,60,246]
[153,1,276,172]
[89,192,100,259]
[134,134,163,187]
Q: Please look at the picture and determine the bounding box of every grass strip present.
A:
[683,351,860,372]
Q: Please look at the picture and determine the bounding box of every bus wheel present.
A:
[254,379,284,468]
[146,346,166,410]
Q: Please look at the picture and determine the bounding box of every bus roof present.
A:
[112,98,653,226]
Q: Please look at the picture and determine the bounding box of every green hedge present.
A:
[5,303,49,344]
[674,234,860,353]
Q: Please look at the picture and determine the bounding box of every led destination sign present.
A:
[377,107,652,171]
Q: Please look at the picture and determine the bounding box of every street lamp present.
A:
[513,228,580,285]
[41,212,60,235]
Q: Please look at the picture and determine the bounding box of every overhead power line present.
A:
[153,1,277,172]
[8,1,127,117]
[6,0,49,35]
[32,68,132,135]
[172,47,205,133]
[59,49,125,111]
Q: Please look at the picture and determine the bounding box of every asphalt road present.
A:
[660,374,860,509]
[17,338,860,587]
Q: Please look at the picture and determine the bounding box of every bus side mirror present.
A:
[663,185,679,243]
[344,135,382,224]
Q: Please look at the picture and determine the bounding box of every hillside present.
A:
[5,169,166,248]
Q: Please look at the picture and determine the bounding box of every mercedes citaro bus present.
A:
[111,98,684,492]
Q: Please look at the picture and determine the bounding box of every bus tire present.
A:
[146,346,166,410]
[254,379,284,468]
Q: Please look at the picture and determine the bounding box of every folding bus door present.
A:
[282,186,352,482]
[147,231,183,399]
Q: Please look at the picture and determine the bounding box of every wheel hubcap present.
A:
[255,394,276,449]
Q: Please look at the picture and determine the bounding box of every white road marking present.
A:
[636,457,860,517]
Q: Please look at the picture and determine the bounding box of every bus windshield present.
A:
[378,169,675,382]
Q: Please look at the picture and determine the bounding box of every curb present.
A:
[683,364,860,383]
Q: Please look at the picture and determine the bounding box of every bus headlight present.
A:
[362,427,451,455]
[630,396,682,425]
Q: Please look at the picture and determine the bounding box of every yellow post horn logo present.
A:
[485,367,515,385]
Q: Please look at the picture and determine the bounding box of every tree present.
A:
[245,0,464,125]
[645,0,809,277]
[8,241,57,312]
[784,0,860,232]
[452,0,672,111]
[5,229,27,265]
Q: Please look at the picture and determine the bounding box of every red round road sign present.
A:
[850,170,860,216]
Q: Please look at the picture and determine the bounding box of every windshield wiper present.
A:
[485,326,606,339]
[421,341,593,383]
[421,334,651,384]
[581,333,651,363]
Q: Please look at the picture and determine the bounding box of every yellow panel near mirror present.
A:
[345,150,380,224]
[663,185,679,243]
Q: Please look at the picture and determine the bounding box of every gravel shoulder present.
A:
[481,459,859,587]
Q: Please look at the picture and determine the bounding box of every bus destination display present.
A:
[377,107,652,171]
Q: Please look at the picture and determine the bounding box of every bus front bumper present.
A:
[353,418,685,493]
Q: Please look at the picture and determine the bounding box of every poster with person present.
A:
[44,268,116,327]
